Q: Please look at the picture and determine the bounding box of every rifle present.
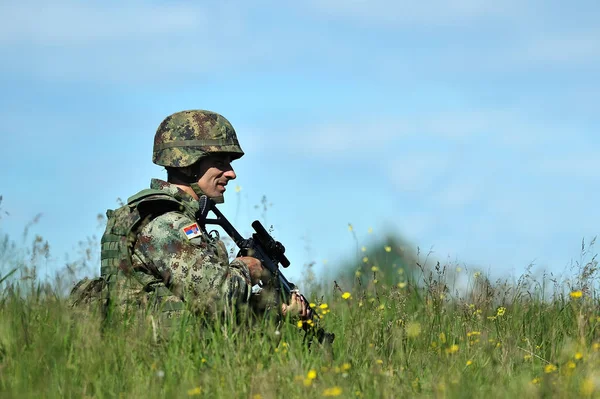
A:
[195,196,335,347]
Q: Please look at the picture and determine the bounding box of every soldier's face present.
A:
[196,154,237,197]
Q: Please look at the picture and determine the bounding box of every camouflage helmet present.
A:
[152,110,244,168]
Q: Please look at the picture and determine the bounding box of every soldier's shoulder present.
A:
[140,211,198,240]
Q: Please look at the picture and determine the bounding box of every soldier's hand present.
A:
[237,256,269,285]
[281,292,312,320]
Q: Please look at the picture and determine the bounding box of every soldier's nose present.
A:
[224,168,236,180]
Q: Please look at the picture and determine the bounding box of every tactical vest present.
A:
[100,188,197,314]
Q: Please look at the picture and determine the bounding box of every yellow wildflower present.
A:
[378,304,385,310]
[567,361,576,369]
[373,279,379,284]
[467,331,481,338]
[466,360,473,366]
[412,377,420,390]
[384,245,392,252]
[524,354,532,360]
[355,270,362,277]
[531,377,541,385]
[496,307,506,317]
[544,364,557,373]
[593,343,600,351]
[474,272,481,278]
[319,303,328,310]
[187,387,202,396]
[361,246,367,252]
[363,257,369,263]
[439,332,446,344]
[342,292,351,300]
[371,265,379,272]
[341,363,351,371]
[376,359,383,365]
[581,378,595,396]
[397,282,407,288]
[297,320,303,328]
[307,320,314,326]
[575,352,583,360]
[322,386,343,397]
[397,268,404,274]
[234,185,242,193]
[307,369,317,380]
[570,290,583,299]
[446,344,459,354]
[406,322,421,338]
[303,378,312,387]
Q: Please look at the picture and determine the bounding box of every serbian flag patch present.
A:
[182,223,202,240]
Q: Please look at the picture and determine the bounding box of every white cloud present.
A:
[2,0,598,85]
[246,108,561,160]
[0,1,273,82]
[0,1,208,45]
[284,120,409,156]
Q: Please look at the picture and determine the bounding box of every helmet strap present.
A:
[191,182,224,204]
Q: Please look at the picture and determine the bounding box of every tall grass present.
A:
[1,234,600,398]
[1,197,599,398]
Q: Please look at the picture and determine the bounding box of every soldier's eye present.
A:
[214,158,231,168]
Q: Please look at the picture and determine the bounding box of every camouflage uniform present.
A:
[71,110,253,321]
[105,179,253,317]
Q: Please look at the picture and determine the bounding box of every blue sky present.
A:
[0,0,599,283]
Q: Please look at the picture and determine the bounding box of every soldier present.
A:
[74,110,309,323]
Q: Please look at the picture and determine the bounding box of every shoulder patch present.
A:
[182,223,202,240]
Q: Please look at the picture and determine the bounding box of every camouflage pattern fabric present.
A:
[152,110,244,168]
[130,179,252,316]
[70,179,252,323]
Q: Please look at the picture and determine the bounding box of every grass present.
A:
[1,215,600,397]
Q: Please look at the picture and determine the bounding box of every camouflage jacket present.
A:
[97,179,252,317]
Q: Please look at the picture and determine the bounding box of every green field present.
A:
[1,233,600,398]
